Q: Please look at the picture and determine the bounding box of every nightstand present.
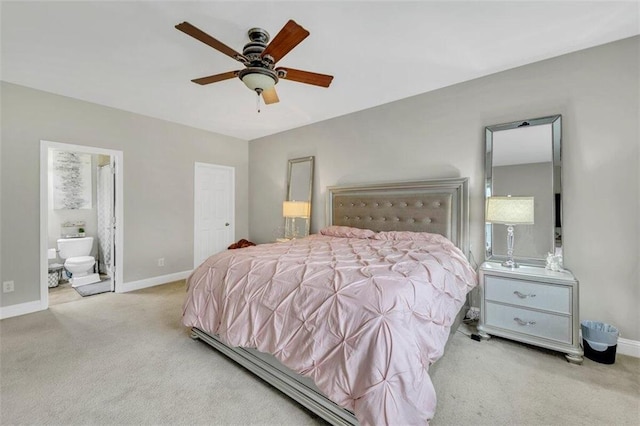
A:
[477,261,583,364]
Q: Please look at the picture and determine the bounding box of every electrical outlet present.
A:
[157,258,165,267]
[3,281,15,293]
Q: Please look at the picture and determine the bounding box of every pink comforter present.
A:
[183,231,477,425]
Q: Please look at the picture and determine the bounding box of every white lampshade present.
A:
[241,72,276,91]
[486,196,534,225]
[283,201,310,218]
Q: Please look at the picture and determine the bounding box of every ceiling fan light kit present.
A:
[176,19,333,106]
[239,68,277,91]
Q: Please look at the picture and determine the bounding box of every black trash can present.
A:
[581,320,619,364]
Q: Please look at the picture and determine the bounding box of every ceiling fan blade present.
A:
[176,22,247,63]
[191,71,239,85]
[277,68,333,87]
[261,20,309,63]
[262,87,280,104]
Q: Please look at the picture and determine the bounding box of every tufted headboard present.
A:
[327,178,469,255]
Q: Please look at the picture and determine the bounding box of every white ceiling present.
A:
[1,1,638,141]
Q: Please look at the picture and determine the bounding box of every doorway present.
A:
[193,162,235,268]
[40,140,123,307]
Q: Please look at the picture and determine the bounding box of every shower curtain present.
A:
[97,164,113,277]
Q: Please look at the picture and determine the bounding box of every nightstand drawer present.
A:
[485,276,570,314]
[485,302,571,344]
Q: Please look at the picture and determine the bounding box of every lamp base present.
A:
[501,259,519,268]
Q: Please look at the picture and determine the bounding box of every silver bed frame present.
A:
[190,177,470,425]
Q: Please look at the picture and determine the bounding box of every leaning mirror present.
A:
[284,156,314,239]
[485,115,562,265]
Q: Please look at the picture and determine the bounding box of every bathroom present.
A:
[47,148,115,303]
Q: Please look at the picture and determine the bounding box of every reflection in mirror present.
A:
[485,115,561,265]
[284,156,314,239]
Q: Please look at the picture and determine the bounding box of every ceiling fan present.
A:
[175,20,334,106]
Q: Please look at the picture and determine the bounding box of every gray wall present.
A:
[249,37,639,341]
[1,82,249,307]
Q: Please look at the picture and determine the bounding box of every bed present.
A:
[183,178,476,425]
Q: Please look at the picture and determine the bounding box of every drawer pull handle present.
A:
[514,317,536,327]
[514,291,536,299]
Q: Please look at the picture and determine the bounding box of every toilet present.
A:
[57,237,100,287]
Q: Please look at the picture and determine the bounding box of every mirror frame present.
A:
[285,156,314,237]
[485,115,562,266]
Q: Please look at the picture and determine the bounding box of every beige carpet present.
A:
[48,281,83,305]
[1,281,638,425]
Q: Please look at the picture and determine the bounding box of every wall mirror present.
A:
[284,156,314,238]
[485,115,562,265]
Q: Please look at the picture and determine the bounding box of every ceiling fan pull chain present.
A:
[256,91,261,113]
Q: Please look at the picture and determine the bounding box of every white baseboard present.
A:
[617,337,640,358]
[578,329,639,359]
[0,299,46,320]
[117,270,192,293]
[0,270,190,320]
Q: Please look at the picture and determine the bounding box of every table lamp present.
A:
[486,195,534,268]
[283,201,310,239]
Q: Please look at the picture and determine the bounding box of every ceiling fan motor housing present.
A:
[244,28,273,64]
[239,27,279,91]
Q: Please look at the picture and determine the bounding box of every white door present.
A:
[194,163,235,268]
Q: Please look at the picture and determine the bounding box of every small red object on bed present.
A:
[228,239,256,249]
